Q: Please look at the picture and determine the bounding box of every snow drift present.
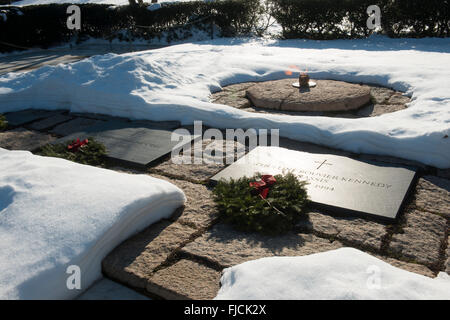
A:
[0,37,449,167]
[0,148,186,299]
[215,248,450,300]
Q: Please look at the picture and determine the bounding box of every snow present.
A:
[215,248,450,300]
[0,148,186,300]
[0,36,449,168]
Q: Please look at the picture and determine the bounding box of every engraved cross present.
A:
[315,159,332,170]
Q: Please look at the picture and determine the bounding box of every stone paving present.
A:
[0,100,448,300]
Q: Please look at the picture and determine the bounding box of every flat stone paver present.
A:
[389,207,447,268]
[297,210,388,252]
[150,174,218,229]
[388,93,411,105]
[356,104,406,117]
[50,117,105,136]
[146,259,221,300]
[446,238,450,274]
[28,114,72,131]
[182,223,343,268]
[370,86,395,104]
[414,176,450,218]
[4,109,59,126]
[0,127,57,151]
[102,220,196,290]
[152,138,247,182]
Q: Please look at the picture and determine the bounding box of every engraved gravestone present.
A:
[211,146,417,222]
[53,120,194,168]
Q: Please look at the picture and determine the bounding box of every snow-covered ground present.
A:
[1,36,449,168]
[0,148,185,299]
[215,248,450,300]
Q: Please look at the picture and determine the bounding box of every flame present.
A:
[285,65,308,76]
[284,65,300,76]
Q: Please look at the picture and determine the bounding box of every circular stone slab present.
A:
[246,79,371,112]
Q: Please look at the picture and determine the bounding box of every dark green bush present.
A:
[270,0,449,39]
[37,137,107,166]
[0,114,7,131]
[213,172,309,235]
[0,1,262,52]
[383,0,450,38]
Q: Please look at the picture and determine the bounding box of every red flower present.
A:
[249,175,276,199]
[67,138,89,152]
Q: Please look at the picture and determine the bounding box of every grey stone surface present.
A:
[53,120,194,168]
[446,238,450,274]
[151,174,218,229]
[50,117,104,136]
[102,220,196,290]
[182,223,343,268]
[146,260,221,300]
[389,207,447,268]
[388,93,411,105]
[370,86,395,104]
[28,114,72,131]
[152,138,247,182]
[4,109,59,126]
[297,210,387,251]
[246,79,371,112]
[414,176,450,217]
[77,278,150,300]
[0,127,57,151]
[356,104,407,117]
[211,147,417,222]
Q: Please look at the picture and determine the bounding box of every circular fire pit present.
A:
[246,79,371,112]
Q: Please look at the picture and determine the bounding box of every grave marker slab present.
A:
[211,146,417,222]
[54,120,195,168]
[4,109,61,127]
[28,114,72,131]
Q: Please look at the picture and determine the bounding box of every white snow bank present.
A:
[215,248,450,300]
[0,36,449,168]
[0,148,185,300]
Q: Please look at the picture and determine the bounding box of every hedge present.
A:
[270,0,450,39]
[0,0,262,52]
[0,0,448,52]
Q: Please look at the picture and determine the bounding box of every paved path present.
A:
[0,43,164,75]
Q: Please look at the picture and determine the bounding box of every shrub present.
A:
[213,172,309,235]
[0,0,263,52]
[383,0,450,38]
[270,0,449,39]
[0,114,6,131]
[37,137,107,166]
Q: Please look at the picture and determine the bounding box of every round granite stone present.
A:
[246,79,371,112]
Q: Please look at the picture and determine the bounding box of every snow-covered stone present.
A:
[215,248,450,300]
[0,148,185,299]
